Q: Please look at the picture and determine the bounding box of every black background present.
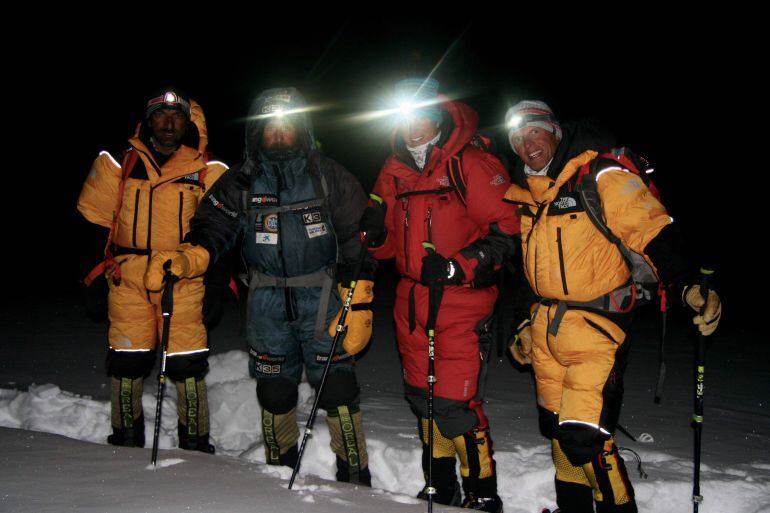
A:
[4,14,755,322]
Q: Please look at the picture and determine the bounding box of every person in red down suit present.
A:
[360,77,520,512]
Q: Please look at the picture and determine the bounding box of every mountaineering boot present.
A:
[108,377,145,447]
[454,427,502,511]
[552,439,594,513]
[336,455,372,486]
[262,407,300,467]
[461,493,503,512]
[176,378,215,453]
[326,405,371,486]
[417,418,461,505]
[583,440,638,513]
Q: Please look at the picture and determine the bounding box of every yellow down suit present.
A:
[505,150,671,513]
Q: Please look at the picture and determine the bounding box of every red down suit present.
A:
[371,99,520,437]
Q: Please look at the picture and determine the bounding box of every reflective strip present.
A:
[595,167,629,181]
[109,348,153,353]
[167,348,210,357]
[559,419,611,436]
[99,151,121,169]
[646,168,655,174]
[206,160,229,170]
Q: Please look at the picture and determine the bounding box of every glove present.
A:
[329,280,374,355]
[509,319,533,365]
[420,251,465,286]
[359,199,387,247]
[683,285,722,336]
[144,243,210,291]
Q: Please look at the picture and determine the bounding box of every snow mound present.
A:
[2,350,769,513]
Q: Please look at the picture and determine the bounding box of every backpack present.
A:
[574,147,661,309]
[446,133,497,207]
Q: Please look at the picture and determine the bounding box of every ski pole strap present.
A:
[83,261,108,287]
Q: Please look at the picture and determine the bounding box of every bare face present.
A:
[148,108,188,154]
[262,118,299,151]
[400,116,440,148]
[510,126,559,171]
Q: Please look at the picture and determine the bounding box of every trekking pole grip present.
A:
[698,268,713,316]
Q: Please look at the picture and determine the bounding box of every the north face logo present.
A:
[553,197,578,210]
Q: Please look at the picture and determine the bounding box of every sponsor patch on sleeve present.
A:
[490,174,506,186]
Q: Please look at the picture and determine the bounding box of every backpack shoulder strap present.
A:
[447,146,468,207]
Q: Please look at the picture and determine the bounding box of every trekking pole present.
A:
[692,268,713,512]
[421,242,444,513]
[289,196,379,489]
[654,286,668,404]
[494,270,505,358]
[151,262,176,466]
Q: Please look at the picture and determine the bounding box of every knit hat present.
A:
[505,100,562,143]
[145,88,191,119]
[394,77,442,123]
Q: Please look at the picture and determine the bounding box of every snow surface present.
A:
[2,268,769,512]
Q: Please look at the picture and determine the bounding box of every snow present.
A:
[1,271,769,512]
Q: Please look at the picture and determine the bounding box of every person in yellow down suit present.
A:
[502,100,722,513]
[77,88,229,452]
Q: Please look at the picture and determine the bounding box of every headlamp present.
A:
[506,113,555,131]
[146,91,191,118]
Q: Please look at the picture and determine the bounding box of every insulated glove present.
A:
[420,251,465,286]
[329,280,374,355]
[359,197,387,247]
[144,243,210,291]
[509,319,533,365]
[683,284,722,336]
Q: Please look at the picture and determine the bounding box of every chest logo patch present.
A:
[553,197,578,210]
[437,176,450,187]
[302,211,322,225]
[305,223,328,239]
[256,232,278,245]
[264,214,279,232]
[252,194,279,206]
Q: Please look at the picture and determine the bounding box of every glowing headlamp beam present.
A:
[506,115,524,130]
[248,105,326,122]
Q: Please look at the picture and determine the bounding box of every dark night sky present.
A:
[5,15,754,319]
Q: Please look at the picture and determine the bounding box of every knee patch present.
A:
[166,352,209,382]
[539,406,559,440]
[317,370,360,411]
[107,349,155,379]
[257,377,298,414]
[557,422,610,466]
